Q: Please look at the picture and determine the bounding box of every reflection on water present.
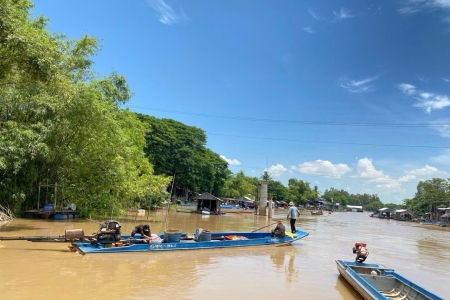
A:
[0,210,449,299]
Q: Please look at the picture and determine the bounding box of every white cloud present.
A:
[355,158,390,180]
[414,94,450,113]
[397,83,450,113]
[341,75,379,93]
[397,83,417,95]
[429,119,450,138]
[333,7,354,21]
[220,155,241,166]
[146,0,187,25]
[293,160,351,178]
[308,8,326,21]
[442,77,450,82]
[353,158,401,188]
[398,6,421,15]
[265,164,287,177]
[399,0,450,15]
[399,165,447,181]
[430,149,450,164]
[303,27,315,34]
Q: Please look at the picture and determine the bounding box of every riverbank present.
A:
[413,222,450,231]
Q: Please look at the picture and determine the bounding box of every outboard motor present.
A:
[96,220,122,243]
[352,242,369,263]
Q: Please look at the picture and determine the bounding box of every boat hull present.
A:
[335,260,444,300]
[71,230,309,254]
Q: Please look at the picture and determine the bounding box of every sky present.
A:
[31,0,450,204]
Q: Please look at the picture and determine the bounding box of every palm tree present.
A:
[260,171,272,181]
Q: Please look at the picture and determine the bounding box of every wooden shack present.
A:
[193,192,222,215]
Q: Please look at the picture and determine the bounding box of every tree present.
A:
[404,178,450,212]
[260,171,272,181]
[138,115,228,196]
[268,180,289,201]
[0,0,171,214]
[287,178,317,205]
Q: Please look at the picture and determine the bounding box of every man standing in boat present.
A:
[131,224,151,239]
[287,202,300,233]
[271,220,286,238]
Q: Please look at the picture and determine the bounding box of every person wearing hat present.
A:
[271,220,286,238]
[286,202,300,233]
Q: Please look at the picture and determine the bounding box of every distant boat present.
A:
[310,210,323,216]
[219,205,254,214]
[335,260,444,300]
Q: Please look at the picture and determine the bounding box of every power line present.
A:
[207,132,450,149]
[129,105,450,128]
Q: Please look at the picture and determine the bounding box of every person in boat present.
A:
[271,220,286,238]
[131,224,151,239]
[287,202,300,233]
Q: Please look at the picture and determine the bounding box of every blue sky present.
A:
[32,0,450,204]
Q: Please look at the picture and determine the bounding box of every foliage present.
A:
[403,178,450,213]
[268,180,289,201]
[221,171,258,199]
[0,0,171,214]
[287,178,318,205]
[138,115,228,196]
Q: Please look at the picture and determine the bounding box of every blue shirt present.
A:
[287,206,299,220]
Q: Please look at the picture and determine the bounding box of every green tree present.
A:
[287,178,317,205]
[139,115,228,196]
[0,0,171,214]
[404,178,450,212]
[268,180,289,201]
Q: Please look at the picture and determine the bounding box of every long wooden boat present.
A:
[310,210,323,215]
[335,260,444,300]
[70,230,309,255]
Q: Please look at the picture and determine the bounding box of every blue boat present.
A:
[335,260,444,300]
[70,230,309,254]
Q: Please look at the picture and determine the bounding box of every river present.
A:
[0,210,449,300]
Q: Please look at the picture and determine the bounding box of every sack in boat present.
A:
[150,234,162,243]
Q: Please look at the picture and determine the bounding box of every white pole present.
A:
[259,181,268,216]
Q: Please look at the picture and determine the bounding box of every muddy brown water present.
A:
[0,210,449,300]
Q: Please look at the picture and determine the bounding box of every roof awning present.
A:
[441,213,450,218]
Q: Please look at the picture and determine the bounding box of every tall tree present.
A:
[0,0,171,214]
[138,114,228,196]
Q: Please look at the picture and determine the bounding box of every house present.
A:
[394,209,414,221]
[377,207,392,218]
[346,205,363,212]
[438,207,450,220]
[193,192,222,215]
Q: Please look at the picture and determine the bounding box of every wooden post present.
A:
[37,184,41,211]
[54,182,57,209]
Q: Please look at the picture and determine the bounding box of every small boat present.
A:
[70,229,309,254]
[219,204,254,214]
[336,243,444,300]
[310,210,323,215]
[176,203,197,213]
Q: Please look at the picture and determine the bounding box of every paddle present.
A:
[251,222,277,233]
